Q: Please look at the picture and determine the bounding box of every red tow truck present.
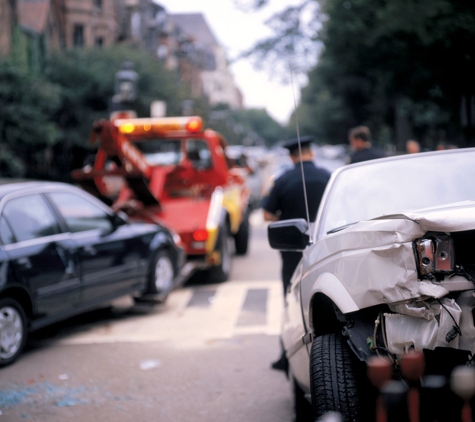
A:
[72,115,251,283]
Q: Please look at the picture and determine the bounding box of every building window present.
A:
[131,12,141,37]
[73,24,84,47]
[94,0,102,10]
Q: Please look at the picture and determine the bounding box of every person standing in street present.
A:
[262,136,331,370]
[347,125,385,164]
[406,139,421,154]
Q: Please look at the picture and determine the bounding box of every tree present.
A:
[0,60,61,177]
[207,104,284,146]
[244,0,475,148]
[44,46,190,179]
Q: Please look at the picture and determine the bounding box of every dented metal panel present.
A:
[372,201,475,233]
[385,291,475,355]
[301,202,475,314]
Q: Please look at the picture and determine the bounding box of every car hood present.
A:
[305,200,475,311]
[371,200,475,233]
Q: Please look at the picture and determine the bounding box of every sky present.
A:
[156,0,304,125]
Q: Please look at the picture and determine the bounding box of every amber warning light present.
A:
[116,116,203,135]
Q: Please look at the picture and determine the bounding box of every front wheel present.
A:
[208,224,231,282]
[0,298,27,367]
[310,332,362,421]
[147,250,175,302]
[234,208,250,255]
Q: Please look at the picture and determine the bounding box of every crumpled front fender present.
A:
[310,273,359,315]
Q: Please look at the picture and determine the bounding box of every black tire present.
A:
[291,376,314,422]
[208,224,231,282]
[310,332,361,421]
[0,298,27,367]
[234,208,250,255]
[147,250,175,302]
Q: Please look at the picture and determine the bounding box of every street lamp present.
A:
[112,60,139,109]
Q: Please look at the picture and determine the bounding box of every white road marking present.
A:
[57,280,284,348]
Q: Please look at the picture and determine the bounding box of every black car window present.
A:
[2,194,60,243]
[0,217,15,245]
[48,192,113,233]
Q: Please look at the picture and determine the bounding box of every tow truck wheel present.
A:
[148,250,175,301]
[234,208,250,255]
[208,224,231,282]
[0,298,27,367]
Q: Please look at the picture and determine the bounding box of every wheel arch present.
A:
[0,287,34,322]
[220,207,231,230]
[148,244,178,279]
[150,231,174,254]
[309,273,359,337]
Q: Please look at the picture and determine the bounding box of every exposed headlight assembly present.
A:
[415,233,454,280]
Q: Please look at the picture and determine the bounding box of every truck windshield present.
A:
[133,139,182,165]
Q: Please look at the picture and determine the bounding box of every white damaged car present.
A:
[268,147,475,421]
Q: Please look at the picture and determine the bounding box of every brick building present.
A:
[167,13,243,109]
[0,1,243,111]
[0,0,15,55]
[63,0,118,48]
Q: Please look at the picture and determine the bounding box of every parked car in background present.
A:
[225,145,265,210]
[268,148,475,421]
[0,181,185,366]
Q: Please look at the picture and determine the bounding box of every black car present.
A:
[0,181,185,366]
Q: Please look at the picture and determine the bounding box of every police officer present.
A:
[263,136,330,292]
[262,136,331,370]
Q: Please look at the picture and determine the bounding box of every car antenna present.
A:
[290,65,312,243]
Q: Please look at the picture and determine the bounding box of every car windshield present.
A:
[318,149,475,237]
[133,139,182,165]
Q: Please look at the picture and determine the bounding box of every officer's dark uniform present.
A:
[262,137,331,294]
[349,146,385,164]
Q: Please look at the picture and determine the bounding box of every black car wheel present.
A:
[0,298,27,367]
[148,250,175,301]
[208,224,231,282]
[234,208,250,255]
[310,332,362,421]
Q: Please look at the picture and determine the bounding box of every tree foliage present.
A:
[45,46,186,147]
[247,0,475,148]
[0,60,61,177]
[0,43,286,179]
[41,46,190,179]
[207,104,284,146]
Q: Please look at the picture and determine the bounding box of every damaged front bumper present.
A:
[312,203,475,363]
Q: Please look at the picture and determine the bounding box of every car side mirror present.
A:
[112,211,129,228]
[267,218,310,251]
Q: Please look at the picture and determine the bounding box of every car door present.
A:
[0,194,80,318]
[46,191,143,304]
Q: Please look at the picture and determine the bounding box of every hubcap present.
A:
[0,306,23,360]
[154,255,174,292]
